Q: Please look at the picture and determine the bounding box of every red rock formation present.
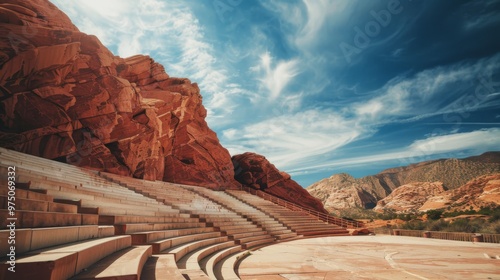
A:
[232,152,328,213]
[373,182,446,213]
[0,0,238,189]
[420,173,500,211]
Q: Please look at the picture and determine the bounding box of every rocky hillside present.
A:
[420,173,500,212]
[307,152,500,212]
[233,153,327,213]
[0,0,239,188]
[373,182,446,213]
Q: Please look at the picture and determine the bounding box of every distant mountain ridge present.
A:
[306,152,500,212]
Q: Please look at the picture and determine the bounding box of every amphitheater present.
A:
[1,147,499,280]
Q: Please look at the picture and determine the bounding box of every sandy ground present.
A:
[237,235,500,280]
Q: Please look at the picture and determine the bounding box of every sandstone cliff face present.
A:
[0,0,238,189]
[420,174,500,212]
[307,153,500,212]
[232,152,328,213]
[373,182,446,213]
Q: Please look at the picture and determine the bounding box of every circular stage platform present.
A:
[237,235,500,279]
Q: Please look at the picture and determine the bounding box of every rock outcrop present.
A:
[307,173,379,212]
[373,182,446,213]
[0,0,238,189]
[420,174,500,212]
[232,152,328,213]
[307,152,500,212]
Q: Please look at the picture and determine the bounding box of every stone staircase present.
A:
[0,147,351,279]
[226,190,350,237]
[183,186,299,242]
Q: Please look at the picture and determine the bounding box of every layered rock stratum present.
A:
[373,182,446,213]
[307,152,500,212]
[0,0,239,188]
[420,173,500,212]
[232,152,328,213]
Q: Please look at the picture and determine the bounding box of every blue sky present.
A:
[51,0,500,187]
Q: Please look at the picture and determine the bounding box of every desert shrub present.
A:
[446,219,482,233]
[426,209,444,220]
[487,208,500,222]
[481,220,500,234]
[380,209,397,220]
[427,219,449,231]
[397,213,416,221]
[399,220,426,230]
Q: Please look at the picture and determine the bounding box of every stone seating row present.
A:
[186,186,298,241]
[97,173,282,277]
[0,161,178,214]
[1,147,352,279]
[3,177,178,218]
[226,190,350,236]
[1,148,235,279]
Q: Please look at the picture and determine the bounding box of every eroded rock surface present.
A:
[0,0,238,189]
[232,152,328,213]
[373,182,446,213]
[420,174,500,211]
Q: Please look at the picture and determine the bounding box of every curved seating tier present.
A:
[1,147,351,279]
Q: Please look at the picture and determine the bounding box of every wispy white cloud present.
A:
[251,52,301,100]
[464,11,500,30]
[353,53,500,124]
[223,109,368,171]
[296,0,353,48]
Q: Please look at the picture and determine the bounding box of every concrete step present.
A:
[287,224,331,229]
[18,174,165,205]
[208,220,251,227]
[261,224,289,231]
[216,250,249,280]
[242,237,275,249]
[0,195,77,213]
[297,229,349,236]
[200,216,248,223]
[166,237,228,262]
[150,231,222,254]
[0,225,100,255]
[0,187,54,202]
[223,226,264,235]
[230,231,268,240]
[115,222,206,234]
[0,209,98,229]
[203,245,242,280]
[36,185,176,214]
[276,232,298,240]
[98,214,190,225]
[131,227,216,246]
[195,213,240,219]
[0,235,131,280]
[291,224,343,230]
[217,224,256,231]
[141,254,185,280]
[182,241,236,271]
[236,235,271,244]
[72,245,152,280]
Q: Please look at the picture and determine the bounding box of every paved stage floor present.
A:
[237,235,500,280]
